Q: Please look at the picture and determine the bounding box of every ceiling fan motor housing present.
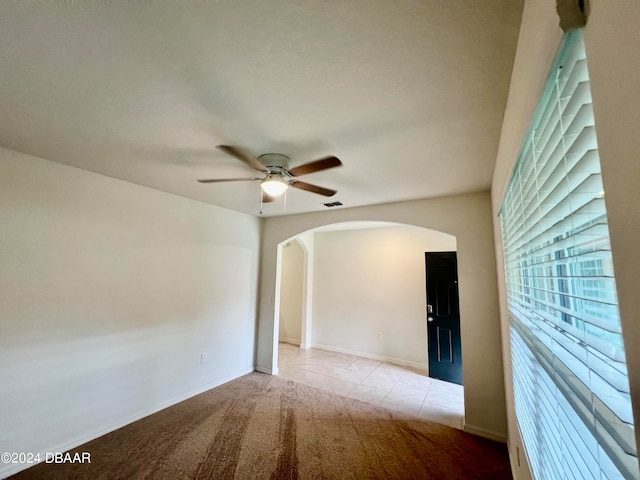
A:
[258,153,291,174]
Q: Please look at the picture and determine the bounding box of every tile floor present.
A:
[276,342,465,429]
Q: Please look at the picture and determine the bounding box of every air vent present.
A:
[323,201,343,207]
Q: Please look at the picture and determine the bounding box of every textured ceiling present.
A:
[0,1,523,217]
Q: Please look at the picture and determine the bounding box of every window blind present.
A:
[499,30,638,480]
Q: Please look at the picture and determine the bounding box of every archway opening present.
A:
[273,221,463,426]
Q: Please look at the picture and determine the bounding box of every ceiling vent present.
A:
[323,201,343,207]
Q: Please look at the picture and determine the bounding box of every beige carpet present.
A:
[10,373,512,479]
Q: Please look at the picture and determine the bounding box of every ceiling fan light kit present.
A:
[260,175,289,196]
[197,146,343,210]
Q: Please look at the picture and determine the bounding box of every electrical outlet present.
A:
[200,353,208,364]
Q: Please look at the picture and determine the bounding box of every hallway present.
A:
[277,342,465,429]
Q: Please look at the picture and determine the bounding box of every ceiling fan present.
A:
[197,145,342,202]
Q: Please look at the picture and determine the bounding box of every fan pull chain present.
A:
[259,189,264,215]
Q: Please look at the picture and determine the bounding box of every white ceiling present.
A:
[0,1,522,217]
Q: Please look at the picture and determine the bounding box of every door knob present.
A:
[427,316,434,322]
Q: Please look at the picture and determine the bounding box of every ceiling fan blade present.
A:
[217,145,268,172]
[197,177,261,183]
[291,180,337,197]
[288,156,342,177]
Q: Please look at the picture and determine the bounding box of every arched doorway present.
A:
[254,193,507,441]
[273,221,464,427]
[275,222,456,369]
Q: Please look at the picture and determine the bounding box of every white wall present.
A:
[0,148,261,478]
[490,1,560,478]
[585,5,640,462]
[278,240,304,345]
[491,1,640,478]
[258,191,507,440]
[311,225,455,367]
[297,232,315,349]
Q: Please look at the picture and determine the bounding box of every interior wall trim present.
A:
[463,423,507,443]
[255,365,277,375]
[311,343,428,371]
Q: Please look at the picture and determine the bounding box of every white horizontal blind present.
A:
[500,30,638,479]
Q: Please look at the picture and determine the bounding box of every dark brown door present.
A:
[425,252,463,385]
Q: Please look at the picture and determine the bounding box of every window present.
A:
[499,30,638,479]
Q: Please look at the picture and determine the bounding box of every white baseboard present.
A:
[463,423,507,443]
[254,365,278,375]
[0,367,254,480]
[311,343,428,371]
[278,337,301,346]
